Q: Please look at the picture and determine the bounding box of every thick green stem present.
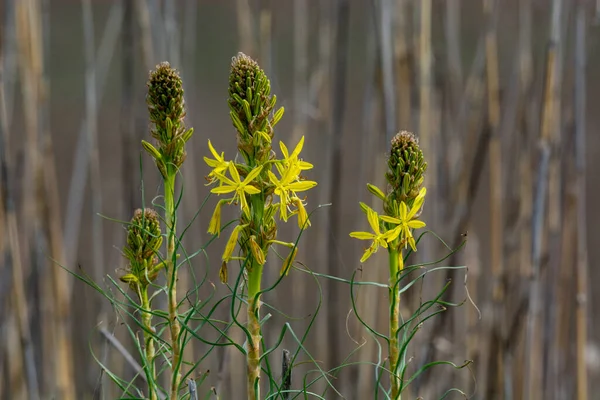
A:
[140,288,157,400]
[164,171,181,399]
[246,194,265,400]
[388,248,401,399]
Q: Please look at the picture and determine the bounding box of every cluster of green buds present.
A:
[351,131,427,262]
[384,131,427,213]
[205,53,316,282]
[228,52,283,166]
[142,62,194,178]
[120,208,164,291]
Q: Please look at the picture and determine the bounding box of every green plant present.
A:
[350,131,471,399]
[142,62,194,398]
[66,56,472,400]
[205,52,317,400]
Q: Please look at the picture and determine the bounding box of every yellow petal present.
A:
[288,180,317,192]
[297,160,313,170]
[204,156,219,168]
[292,136,305,158]
[211,185,236,194]
[380,215,402,224]
[360,245,376,263]
[243,185,261,195]
[408,237,417,252]
[349,231,375,240]
[228,162,241,183]
[294,198,310,228]
[407,220,426,229]
[208,140,220,160]
[384,226,402,242]
[244,165,264,184]
[366,208,380,233]
[207,200,224,236]
[280,247,297,276]
[279,140,290,159]
[222,224,246,261]
[399,202,409,220]
[249,236,266,265]
[219,261,228,283]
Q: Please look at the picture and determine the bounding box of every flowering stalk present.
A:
[350,131,427,399]
[205,53,316,400]
[142,62,194,399]
[120,208,164,400]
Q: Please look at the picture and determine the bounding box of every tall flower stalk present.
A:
[142,62,194,399]
[350,131,427,399]
[120,208,164,400]
[205,53,316,400]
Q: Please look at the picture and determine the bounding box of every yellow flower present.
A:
[211,163,263,216]
[267,164,317,221]
[204,140,230,183]
[349,204,394,263]
[222,224,248,262]
[380,188,427,251]
[208,199,226,236]
[292,197,310,229]
[279,136,313,171]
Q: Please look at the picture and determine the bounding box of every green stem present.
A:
[388,248,401,399]
[140,287,157,400]
[164,171,181,399]
[246,194,265,400]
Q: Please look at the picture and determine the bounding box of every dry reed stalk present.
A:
[259,2,272,70]
[236,0,255,56]
[14,0,49,397]
[134,0,154,69]
[379,0,396,143]
[445,0,463,116]
[524,136,551,400]
[325,0,350,392]
[418,0,432,209]
[574,4,589,399]
[164,0,180,67]
[64,1,123,276]
[394,0,412,128]
[37,0,76,396]
[0,52,30,400]
[81,0,105,313]
[483,0,504,395]
[121,0,136,215]
[292,0,308,145]
[356,8,381,396]
[515,0,533,394]
[524,1,563,398]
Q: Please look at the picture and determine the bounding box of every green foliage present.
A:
[65,55,473,400]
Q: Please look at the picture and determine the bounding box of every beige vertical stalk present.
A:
[574,4,589,399]
[1,57,32,399]
[395,0,412,128]
[484,0,504,395]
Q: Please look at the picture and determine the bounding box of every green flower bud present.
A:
[146,62,193,171]
[385,131,427,213]
[121,208,163,289]
[228,52,281,163]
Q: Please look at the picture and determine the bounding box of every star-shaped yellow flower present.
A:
[268,164,317,221]
[279,136,313,172]
[349,204,395,263]
[380,188,427,251]
[204,140,230,183]
[211,163,263,216]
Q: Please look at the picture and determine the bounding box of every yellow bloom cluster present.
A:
[350,187,426,263]
[205,136,317,264]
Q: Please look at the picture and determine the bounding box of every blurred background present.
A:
[1,0,599,399]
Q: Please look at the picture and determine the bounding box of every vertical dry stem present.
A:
[574,4,589,399]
